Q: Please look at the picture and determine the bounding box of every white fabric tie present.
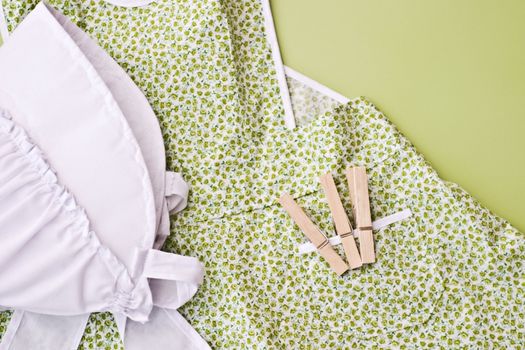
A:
[143,249,204,285]
[298,209,412,254]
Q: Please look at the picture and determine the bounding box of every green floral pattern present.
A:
[0,311,11,339]
[1,0,524,349]
[169,95,525,349]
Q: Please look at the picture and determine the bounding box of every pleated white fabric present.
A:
[0,111,152,320]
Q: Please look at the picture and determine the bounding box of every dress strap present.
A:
[260,0,296,129]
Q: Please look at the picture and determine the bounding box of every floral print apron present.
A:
[1,0,524,349]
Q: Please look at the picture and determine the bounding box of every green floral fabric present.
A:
[0,311,11,339]
[169,95,525,349]
[1,1,524,349]
[286,76,342,126]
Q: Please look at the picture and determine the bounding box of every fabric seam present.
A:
[260,0,296,129]
[103,0,155,8]
[181,146,403,225]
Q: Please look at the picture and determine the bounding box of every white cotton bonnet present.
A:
[0,2,202,320]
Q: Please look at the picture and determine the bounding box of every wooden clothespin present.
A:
[319,173,362,269]
[345,167,376,264]
[278,193,349,275]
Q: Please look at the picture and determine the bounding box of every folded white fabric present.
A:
[0,2,208,349]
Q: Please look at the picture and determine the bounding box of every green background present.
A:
[271,0,525,231]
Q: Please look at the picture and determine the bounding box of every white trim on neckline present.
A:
[284,65,350,104]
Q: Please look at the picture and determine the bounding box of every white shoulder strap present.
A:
[260,0,296,129]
